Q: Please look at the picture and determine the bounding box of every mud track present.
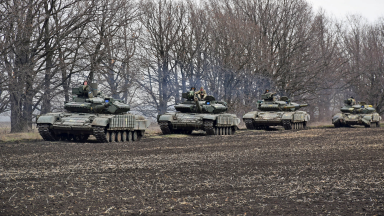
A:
[1,127,384,215]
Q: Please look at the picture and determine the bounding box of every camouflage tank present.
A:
[332,98,381,128]
[36,83,150,142]
[157,90,240,135]
[243,92,310,130]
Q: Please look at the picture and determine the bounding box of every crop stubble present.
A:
[1,127,384,215]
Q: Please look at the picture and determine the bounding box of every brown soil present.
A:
[1,127,384,215]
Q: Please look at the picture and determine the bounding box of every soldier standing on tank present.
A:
[195,87,207,100]
[350,97,356,105]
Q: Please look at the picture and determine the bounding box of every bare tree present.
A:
[137,0,186,115]
[0,0,94,132]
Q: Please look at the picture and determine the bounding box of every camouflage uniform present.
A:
[195,87,207,100]
[82,81,94,98]
[347,97,356,106]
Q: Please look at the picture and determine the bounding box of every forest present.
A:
[1,0,384,132]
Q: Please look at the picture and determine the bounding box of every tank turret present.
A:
[257,94,308,112]
[339,100,376,114]
[64,83,130,114]
[174,91,227,114]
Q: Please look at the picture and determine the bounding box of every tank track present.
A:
[93,126,109,143]
[204,120,215,135]
[159,122,172,134]
[244,119,255,130]
[282,120,292,130]
[38,124,58,141]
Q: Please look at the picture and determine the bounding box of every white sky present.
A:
[309,0,384,23]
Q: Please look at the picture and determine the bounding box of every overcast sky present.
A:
[309,0,384,23]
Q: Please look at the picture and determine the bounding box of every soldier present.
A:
[263,89,276,101]
[82,81,94,98]
[347,97,356,106]
[195,87,207,100]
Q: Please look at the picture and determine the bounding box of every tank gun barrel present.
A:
[280,103,308,111]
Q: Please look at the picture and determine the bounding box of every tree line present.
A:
[1,0,384,132]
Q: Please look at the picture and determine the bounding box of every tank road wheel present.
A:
[214,127,219,135]
[137,130,144,141]
[225,127,229,135]
[283,120,292,130]
[132,131,138,141]
[231,126,236,135]
[110,131,116,142]
[159,122,172,134]
[228,127,232,135]
[377,122,381,127]
[122,131,127,142]
[73,135,80,142]
[59,134,68,141]
[116,131,122,142]
[128,131,132,142]
[80,135,89,142]
[68,134,74,141]
[204,120,215,135]
[105,131,111,142]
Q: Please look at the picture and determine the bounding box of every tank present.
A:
[36,83,150,142]
[243,92,310,130]
[332,98,381,128]
[157,90,240,135]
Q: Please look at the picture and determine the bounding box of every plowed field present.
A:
[1,127,384,215]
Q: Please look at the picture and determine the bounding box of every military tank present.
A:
[332,98,381,128]
[243,92,310,130]
[157,90,240,135]
[36,83,150,142]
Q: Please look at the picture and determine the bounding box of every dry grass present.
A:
[0,129,42,142]
[145,124,162,135]
[0,122,42,142]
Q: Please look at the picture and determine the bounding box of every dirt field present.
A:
[1,127,384,215]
